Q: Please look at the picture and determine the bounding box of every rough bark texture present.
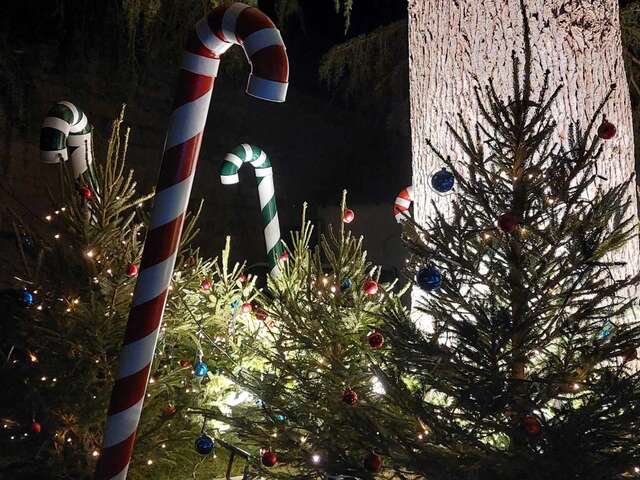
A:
[408,0,638,291]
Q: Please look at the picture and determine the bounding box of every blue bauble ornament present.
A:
[597,320,615,340]
[416,265,441,292]
[230,299,241,310]
[340,278,352,291]
[20,290,34,306]
[431,168,455,193]
[194,433,215,455]
[193,360,209,377]
[276,414,286,422]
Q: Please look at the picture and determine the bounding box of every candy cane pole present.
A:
[393,186,413,223]
[95,4,288,479]
[40,101,93,178]
[220,144,283,276]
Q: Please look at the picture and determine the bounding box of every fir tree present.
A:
[371,21,640,480]
[0,109,260,480]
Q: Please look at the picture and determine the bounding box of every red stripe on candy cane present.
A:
[394,186,414,223]
[95,4,288,480]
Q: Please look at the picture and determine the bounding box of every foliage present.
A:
[0,108,259,479]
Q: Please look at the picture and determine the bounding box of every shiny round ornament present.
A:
[194,433,215,455]
[162,404,177,416]
[342,208,355,224]
[523,415,541,435]
[20,290,34,306]
[241,302,253,313]
[179,359,191,368]
[79,185,93,199]
[126,263,138,277]
[497,212,519,233]
[430,168,455,193]
[193,360,209,377]
[367,331,384,349]
[200,279,212,290]
[31,421,42,433]
[279,251,289,262]
[342,387,358,406]
[261,450,278,467]
[597,118,616,140]
[363,452,383,472]
[340,278,352,291]
[362,279,379,295]
[416,265,441,292]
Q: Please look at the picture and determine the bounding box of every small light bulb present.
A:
[92,450,100,457]
[149,377,155,384]
[41,376,47,381]
[147,459,153,465]
[161,444,166,449]
[312,454,321,464]
[85,250,95,258]
[45,215,52,221]
[54,234,60,239]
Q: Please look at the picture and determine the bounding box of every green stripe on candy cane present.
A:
[221,144,284,276]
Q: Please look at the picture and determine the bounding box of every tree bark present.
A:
[408,0,638,295]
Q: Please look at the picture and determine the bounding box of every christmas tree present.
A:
[369,20,640,480]
[189,197,403,479]
[0,109,261,479]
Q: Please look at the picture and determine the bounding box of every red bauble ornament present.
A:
[342,208,355,224]
[363,452,383,473]
[179,359,191,368]
[31,421,42,433]
[342,387,358,405]
[238,273,247,283]
[200,279,212,290]
[523,415,541,435]
[126,263,138,277]
[367,331,384,349]
[241,302,253,313]
[363,279,379,295]
[162,404,177,416]
[261,450,278,467]
[255,308,268,321]
[497,213,519,233]
[623,346,638,363]
[279,251,289,262]
[79,186,92,200]
[597,118,617,140]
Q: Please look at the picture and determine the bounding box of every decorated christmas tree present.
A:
[368,23,640,480]
[189,196,404,479]
[0,108,261,480]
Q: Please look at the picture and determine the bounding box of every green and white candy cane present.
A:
[40,101,93,178]
[221,144,284,276]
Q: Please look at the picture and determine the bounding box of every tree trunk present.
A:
[408,0,638,297]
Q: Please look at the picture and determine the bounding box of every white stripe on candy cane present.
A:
[165,91,213,149]
[254,167,272,177]
[395,197,411,208]
[116,332,159,378]
[42,117,71,134]
[220,174,240,184]
[264,213,280,252]
[70,113,88,133]
[258,178,275,208]
[225,152,244,168]
[243,28,284,57]
[41,149,68,163]
[132,251,178,306]
[251,150,268,167]
[103,398,145,448]
[221,2,249,43]
[247,75,288,102]
[149,174,195,228]
[195,18,232,54]
[181,52,221,76]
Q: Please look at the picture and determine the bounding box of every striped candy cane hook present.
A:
[220,144,283,276]
[40,101,93,178]
[393,186,413,223]
[95,4,288,480]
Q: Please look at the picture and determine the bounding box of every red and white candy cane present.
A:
[95,4,288,479]
[393,186,413,223]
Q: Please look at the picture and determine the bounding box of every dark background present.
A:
[0,0,410,278]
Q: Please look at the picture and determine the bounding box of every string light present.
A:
[92,450,100,457]
[54,234,61,239]
[312,454,321,464]
[45,215,52,221]
[85,250,95,258]
[146,459,153,466]
[28,352,38,363]
[161,444,166,449]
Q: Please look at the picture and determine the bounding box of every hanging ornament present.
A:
[367,331,384,349]
[597,320,615,340]
[279,251,289,262]
[623,346,638,363]
[79,185,93,200]
[193,360,209,377]
[363,279,379,295]
[430,168,455,193]
[126,263,138,277]
[416,265,441,292]
[497,212,519,233]
[363,452,383,473]
[275,414,286,422]
[179,359,192,368]
[261,450,278,467]
[523,415,541,435]
[241,303,253,313]
[238,273,247,282]
[342,387,358,406]
[20,290,34,306]
[342,208,355,224]
[31,421,42,433]
[162,404,177,416]
[340,278,352,291]
[597,118,616,140]
[200,279,212,290]
[255,308,269,321]
[194,433,215,455]
[231,299,241,310]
